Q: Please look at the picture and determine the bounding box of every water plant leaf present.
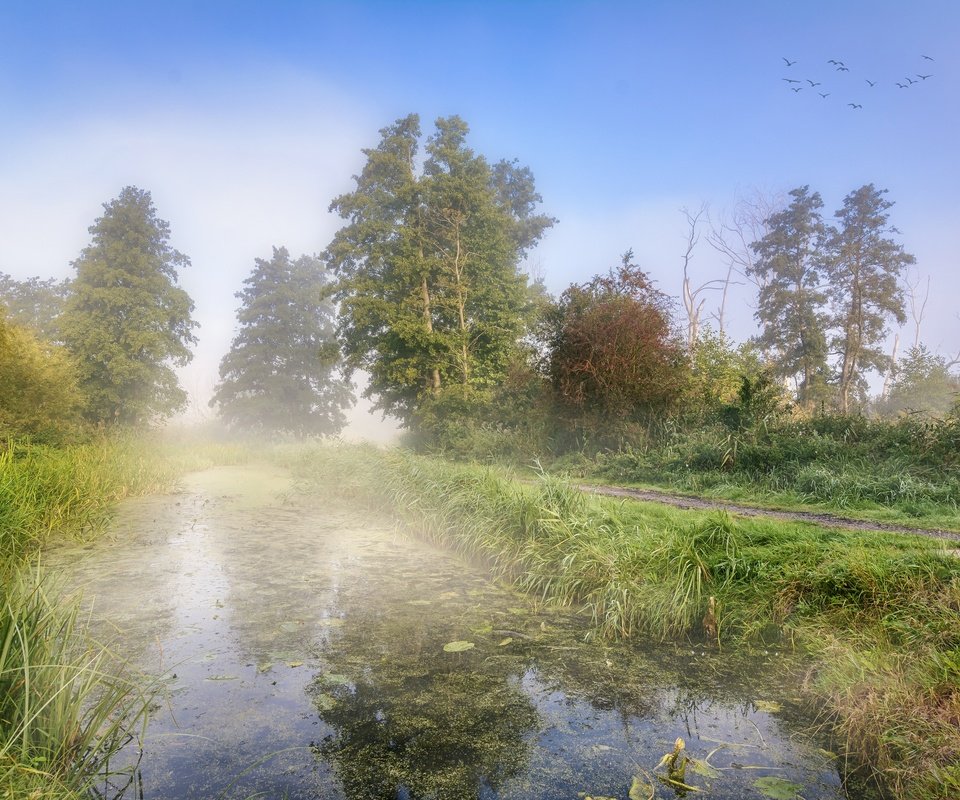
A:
[498,637,514,646]
[205,674,239,681]
[321,673,350,685]
[256,662,273,673]
[443,640,475,653]
[754,700,782,713]
[314,692,336,711]
[629,773,655,799]
[689,757,721,779]
[753,776,803,799]
[286,660,304,668]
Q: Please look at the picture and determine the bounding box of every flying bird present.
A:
[828,59,844,66]
[848,103,862,109]
[819,92,830,98]
[896,82,908,88]
[836,66,850,72]
[782,78,801,83]
[865,79,876,87]
[906,76,916,84]
[791,87,802,93]
[917,73,933,80]
[807,79,821,87]
[922,54,935,61]
[782,57,797,66]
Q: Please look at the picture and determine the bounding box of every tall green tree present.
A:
[749,186,830,408]
[0,272,71,342]
[324,114,553,426]
[824,184,913,413]
[60,187,197,425]
[210,247,352,437]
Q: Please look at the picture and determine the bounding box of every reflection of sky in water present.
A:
[47,466,850,800]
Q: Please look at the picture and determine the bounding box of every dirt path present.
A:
[577,482,960,543]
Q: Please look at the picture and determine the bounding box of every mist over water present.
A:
[46,465,857,799]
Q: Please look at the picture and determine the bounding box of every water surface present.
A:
[50,465,854,799]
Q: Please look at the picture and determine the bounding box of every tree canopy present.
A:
[324,113,554,426]
[60,186,197,426]
[210,247,353,437]
[0,273,71,342]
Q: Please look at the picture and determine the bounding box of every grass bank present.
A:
[0,435,250,797]
[583,415,960,531]
[283,444,960,800]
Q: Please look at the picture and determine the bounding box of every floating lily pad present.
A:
[498,637,513,647]
[256,662,273,674]
[286,660,304,668]
[629,773,655,800]
[753,776,803,799]
[443,640,475,653]
[689,757,721,778]
[754,700,782,713]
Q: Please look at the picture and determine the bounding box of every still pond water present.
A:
[50,466,857,800]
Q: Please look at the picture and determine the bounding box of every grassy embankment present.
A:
[284,444,960,800]
[0,436,248,799]
[568,415,960,531]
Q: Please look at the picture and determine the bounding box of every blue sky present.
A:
[2,1,957,427]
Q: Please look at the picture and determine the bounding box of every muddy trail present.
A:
[577,482,960,542]
[46,465,863,800]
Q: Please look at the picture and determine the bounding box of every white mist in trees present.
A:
[210,247,352,437]
[748,186,830,409]
[324,113,554,426]
[824,184,914,413]
[60,187,197,426]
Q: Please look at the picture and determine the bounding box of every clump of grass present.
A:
[0,571,149,796]
[287,444,960,800]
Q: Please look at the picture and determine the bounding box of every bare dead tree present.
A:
[905,272,931,349]
[881,332,900,399]
[707,189,784,334]
[681,204,726,349]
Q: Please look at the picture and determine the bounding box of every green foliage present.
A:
[60,186,197,426]
[682,327,763,415]
[825,184,914,413]
[211,247,353,437]
[325,114,553,426]
[596,414,960,522]
[749,186,830,408]
[0,314,83,442]
[878,345,960,419]
[0,272,71,342]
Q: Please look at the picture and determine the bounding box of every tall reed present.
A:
[0,571,148,797]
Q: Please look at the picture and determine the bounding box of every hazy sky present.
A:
[2,1,957,431]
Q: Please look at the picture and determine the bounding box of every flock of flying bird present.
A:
[780,54,935,109]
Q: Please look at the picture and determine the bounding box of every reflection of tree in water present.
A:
[310,618,538,800]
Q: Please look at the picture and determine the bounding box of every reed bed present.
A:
[285,443,960,800]
[0,572,149,799]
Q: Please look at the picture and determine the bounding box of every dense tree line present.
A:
[1,116,956,448]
